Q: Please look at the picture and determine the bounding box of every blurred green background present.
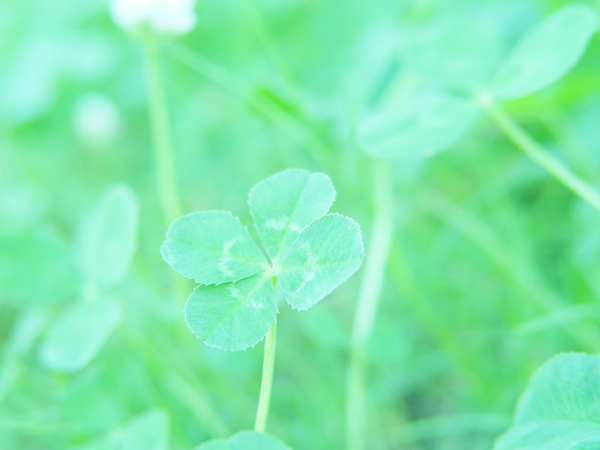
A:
[2,0,600,449]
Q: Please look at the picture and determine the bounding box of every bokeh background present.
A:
[2,0,600,449]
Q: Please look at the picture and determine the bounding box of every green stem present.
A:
[479,94,600,214]
[144,35,183,224]
[255,321,277,432]
[346,160,394,450]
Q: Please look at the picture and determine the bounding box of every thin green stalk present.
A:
[255,321,277,432]
[478,93,600,214]
[238,0,293,82]
[144,36,183,224]
[346,160,394,450]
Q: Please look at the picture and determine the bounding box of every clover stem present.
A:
[479,94,600,214]
[144,34,183,225]
[346,159,394,450]
[255,321,277,432]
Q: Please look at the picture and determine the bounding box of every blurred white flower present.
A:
[111,0,196,36]
[72,93,121,146]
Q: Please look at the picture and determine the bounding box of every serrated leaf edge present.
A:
[278,212,365,311]
[160,210,267,286]
[183,274,278,352]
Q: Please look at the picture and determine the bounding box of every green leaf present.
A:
[405,18,502,93]
[162,170,363,351]
[248,168,335,261]
[0,231,81,306]
[194,430,292,450]
[69,409,169,450]
[116,409,169,450]
[278,214,363,310]
[358,91,477,159]
[78,184,140,290]
[161,211,266,285]
[0,310,47,401]
[490,5,599,100]
[185,274,277,351]
[494,353,600,450]
[39,296,122,372]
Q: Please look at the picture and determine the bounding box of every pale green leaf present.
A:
[0,231,81,306]
[248,168,335,261]
[490,5,599,100]
[116,409,169,450]
[185,273,277,351]
[406,18,502,93]
[278,214,363,310]
[69,409,169,450]
[161,211,266,285]
[78,184,140,290]
[39,296,122,372]
[495,422,600,450]
[494,353,600,450]
[194,430,292,450]
[358,91,477,159]
[0,310,47,401]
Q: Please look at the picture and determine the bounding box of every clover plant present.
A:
[495,353,600,450]
[350,5,600,450]
[161,168,363,446]
[359,4,599,162]
[161,168,363,352]
[40,185,139,373]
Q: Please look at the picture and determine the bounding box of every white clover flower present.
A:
[111,0,197,36]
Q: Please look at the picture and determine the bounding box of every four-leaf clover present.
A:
[161,169,364,351]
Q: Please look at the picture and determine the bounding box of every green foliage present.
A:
[185,274,277,351]
[72,409,169,450]
[3,1,600,450]
[494,353,600,450]
[490,5,599,100]
[39,296,122,372]
[194,430,291,450]
[405,18,502,93]
[161,211,265,285]
[162,169,363,351]
[0,231,81,305]
[116,409,169,450]
[277,213,364,310]
[358,91,477,159]
[248,169,335,262]
[78,184,140,290]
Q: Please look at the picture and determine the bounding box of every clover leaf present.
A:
[193,430,292,450]
[494,353,600,450]
[489,4,599,100]
[357,90,478,159]
[78,184,140,291]
[161,169,364,351]
[39,295,122,372]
